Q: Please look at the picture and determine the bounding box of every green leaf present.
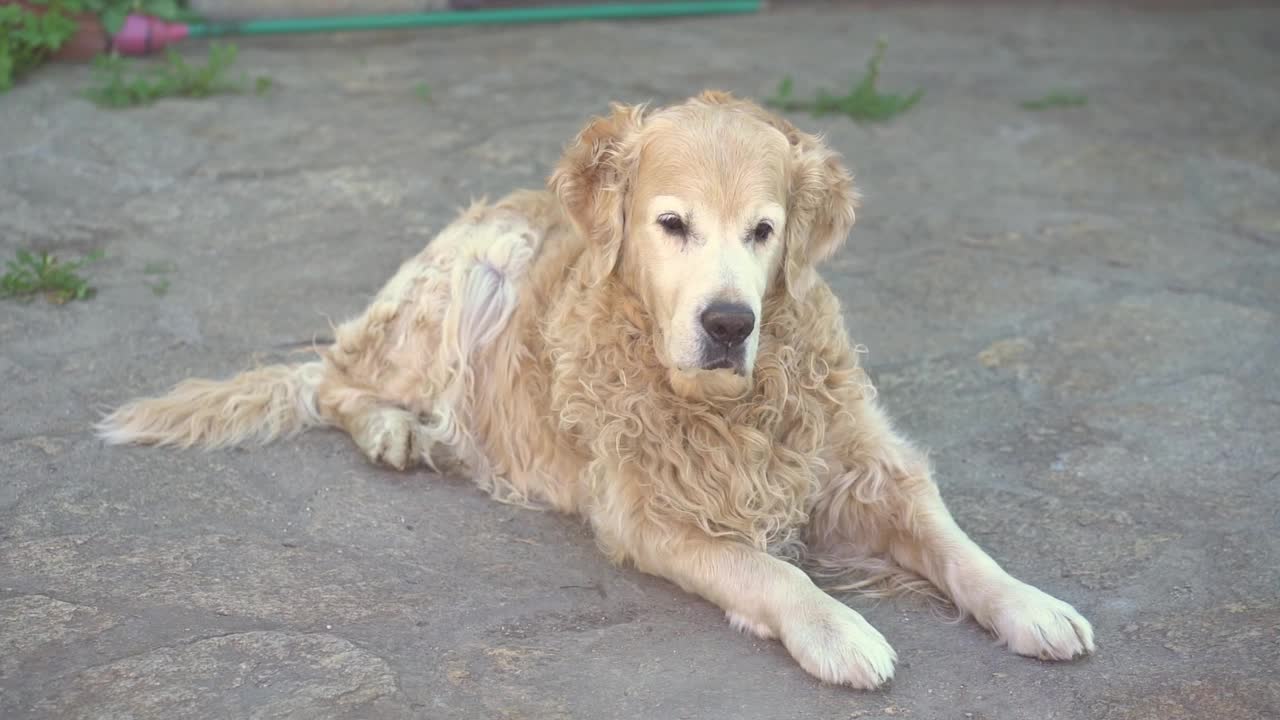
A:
[100,5,128,35]
[148,0,181,20]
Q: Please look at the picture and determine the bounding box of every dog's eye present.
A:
[752,221,774,244]
[658,214,687,236]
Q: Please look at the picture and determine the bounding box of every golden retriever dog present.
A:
[98,91,1094,688]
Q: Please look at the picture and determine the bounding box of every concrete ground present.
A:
[2,2,1278,718]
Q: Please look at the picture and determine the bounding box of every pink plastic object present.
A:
[111,14,190,56]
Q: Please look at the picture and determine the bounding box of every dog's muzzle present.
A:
[698,302,754,374]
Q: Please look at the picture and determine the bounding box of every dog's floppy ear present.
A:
[697,90,859,299]
[549,102,646,287]
[775,118,859,299]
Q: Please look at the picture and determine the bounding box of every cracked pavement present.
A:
[2,2,1278,718]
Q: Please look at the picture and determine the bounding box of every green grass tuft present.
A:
[143,260,175,296]
[84,43,269,108]
[147,278,170,296]
[415,82,432,104]
[1021,91,1088,111]
[766,38,922,123]
[2,249,104,304]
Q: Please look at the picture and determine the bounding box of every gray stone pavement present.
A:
[2,2,1278,718]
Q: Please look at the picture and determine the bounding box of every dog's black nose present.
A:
[700,303,755,347]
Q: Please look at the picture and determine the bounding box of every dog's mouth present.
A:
[669,364,751,402]
[699,345,747,375]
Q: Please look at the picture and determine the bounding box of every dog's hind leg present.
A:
[316,200,542,472]
[313,379,432,471]
[99,197,543,471]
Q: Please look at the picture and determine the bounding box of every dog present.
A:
[98,91,1094,688]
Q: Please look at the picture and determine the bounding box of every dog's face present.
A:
[624,112,790,376]
[551,91,858,386]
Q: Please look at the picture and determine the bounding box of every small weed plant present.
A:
[0,1,78,91]
[84,43,268,108]
[767,38,923,123]
[143,260,176,296]
[2,249,104,304]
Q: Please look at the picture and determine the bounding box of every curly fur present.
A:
[98,92,1096,688]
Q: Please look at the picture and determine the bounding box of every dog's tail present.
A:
[96,361,327,449]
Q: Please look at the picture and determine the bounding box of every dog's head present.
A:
[550,91,858,385]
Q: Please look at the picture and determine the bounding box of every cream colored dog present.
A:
[99,91,1094,688]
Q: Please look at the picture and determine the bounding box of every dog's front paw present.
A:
[780,599,897,689]
[989,581,1095,661]
[355,408,428,471]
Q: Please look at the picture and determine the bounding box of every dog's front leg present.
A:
[590,473,896,689]
[811,396,1095,661]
